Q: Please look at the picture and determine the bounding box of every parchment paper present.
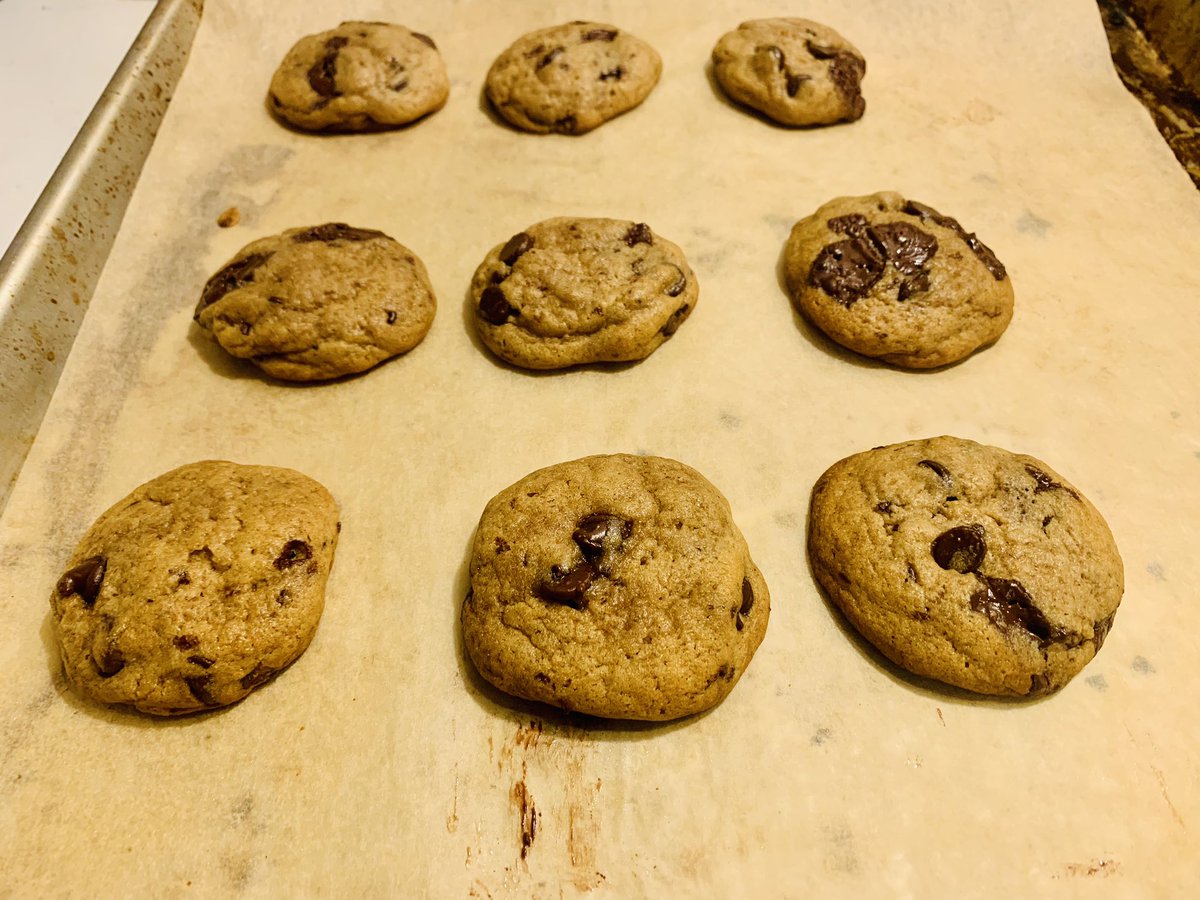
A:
[2,1,1199,895]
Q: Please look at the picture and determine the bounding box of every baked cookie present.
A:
[463,454,769,720]
[712,18,866,126]
[268,21,449,131]
[808,436,1123,697]
[49,461,340,715]
[194,223,436,381]
[783,192,1014,368]
[469,217,697,369]
[485,21,661,134]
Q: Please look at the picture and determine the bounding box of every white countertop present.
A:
[0,0,155,256]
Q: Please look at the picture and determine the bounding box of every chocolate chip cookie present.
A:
[485,21,661,134]
[49,461,340,715]
[783,192,1014,368]
[712,18,866,126]
[462,454,770,721]
[268,21,449,131]
[194,223,437,381]
[469,217,696,369]
[808,437,1123,696]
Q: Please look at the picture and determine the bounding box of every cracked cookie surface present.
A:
[784,192,1014,368]
[49,461,340,715]
[485,21,661,134]
[268,21,448,131]
[807,436,1123,696]
[194,223,436,381]
[470,217,697,369]
[462,454,769,720]
[712,18,866,126]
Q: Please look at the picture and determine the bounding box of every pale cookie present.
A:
[49,461,340,715]
[470,217,697,369]
[194,223,436,381]
[463,454,770,721]
[269,21,448,131]
[808,436,1123,697]
[783,192,1014,368]
[485,21,661,134]
[712,18,866,126]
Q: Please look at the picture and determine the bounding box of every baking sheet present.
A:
[2,0,1199,895]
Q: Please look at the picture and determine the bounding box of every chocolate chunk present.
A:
[95,646,125,677]
[866,223,938,275]
[56,556,107,606]
[897,270,931,301]
[479,285,515,325]
[307,36,349,98]
[185,674,219,706]
[199,252,273,310]
[660,304,689,337]
[970,577,1054,644]
[386,310,397,325]
[917,459,953,485]
[599,67,624,81]
[554,115,578,134]
[173,634,200,650]
[1024,465,1079,499]
[826,53,866,117]
[876,501,893,513]
[494,537,510,553]
[903,199,1007,280]
[808,237,885,306]
[760,45,785,70]
[931,525,986,574]
[536,563,593,609]
[538,46,565,69]
[411,32,437,50]
[806,41,838,60]
[736,578,755,632]
[828,214,869,237]
[274,539,312,570]
[623,223,653,247]
[665,267,687,297]
[582,29,618,42]
[187,654,215,669]
[786,72,811,97]
[391,77,409,92]
[240,664,277,690]
[1093,612,1115,649]
[293,223,385,244]
[500,232,535,266]
[573,513,632,575]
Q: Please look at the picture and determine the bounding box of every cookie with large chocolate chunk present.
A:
[485,21,661,134]
[783,192,1014,368]
[463,454,770,720]
[194,223,436,381]
[470,217,697,369]
[712,18,866,126]
[268,21,448,131]
[49,461,340,715]
[808,437,1123,696]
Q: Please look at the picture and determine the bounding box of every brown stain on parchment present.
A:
[478,718,605,892]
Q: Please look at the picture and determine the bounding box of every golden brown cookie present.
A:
[49,461,340,715]
[783,192,1014,368]
[194,223,437,382]
[462,454,770,721]
[808,437,1123,696]
[712,18,866,126]
[469,217,696,369]
[268,21,448,131]
[485,21,661,134]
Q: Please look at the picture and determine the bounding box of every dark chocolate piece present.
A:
[1024,465,1080,500]
[623,223,653,247]
[199,252,273,311]
[786,72,810,97]
[931,525,987,574]
[479,285,515,325]
[808,237,885,306]
[95,647,125,677]
[538,46,564,69]
[867,223,937,275]
[56,556,107,606]
[554,115,578,134]
[536,563,593,609]
[917,460,953,485]
[187,654,215,669]
[173,634,200,650]
[307,36,349,98]
[660,304,689,337]
[582,29,618,42]
[827,214,869,237]
[903,199,1007,280]
[970,577,1054,644]
[736,577,755,631]
[411,32,437,50]
[185,674,219,707]
[572,513,632,573]
[293,223,385,244]
[240,664,277,690]
[274,540,313,570]
[599,67,624,81]
[500,232,535,266]
[897,270,931,301]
